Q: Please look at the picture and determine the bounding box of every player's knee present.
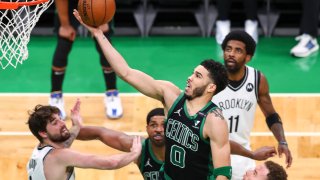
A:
[102,66,114,74]
[52,66,66,72]
[52,36,74,67]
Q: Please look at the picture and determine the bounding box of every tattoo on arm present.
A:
[209,109,225,120]
[63,127,80,148]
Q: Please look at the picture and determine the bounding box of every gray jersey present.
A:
[27,145,75,180]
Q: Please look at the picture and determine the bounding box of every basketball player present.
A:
[74,9,231,179]
[49,0,122,120]
[26,99,141,180]
[78,108,277,180]
[243,161,287,180]
[212,30,293,179]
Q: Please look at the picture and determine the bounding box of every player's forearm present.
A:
[102,151,140,170]
[62,124,81,148]
[78,126,133,152]
[270,123,287,143]
[214,145,231,180]
[229,140,253,159]
[77,126,101,140]
[94,32,131,79]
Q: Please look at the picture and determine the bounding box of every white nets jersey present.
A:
[27,145,75,180]
[212,66,260,180]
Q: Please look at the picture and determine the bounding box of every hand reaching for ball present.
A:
[73,9,102,36]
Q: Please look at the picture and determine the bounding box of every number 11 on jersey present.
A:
[228,115,239,133]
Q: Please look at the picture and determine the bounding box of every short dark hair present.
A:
[200,59,228,95]
[146,108,165,124]
[221,30,256,56]
[27,105,60,143]
[265,161,288,180]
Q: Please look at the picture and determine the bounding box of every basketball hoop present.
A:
[0,0,54,69]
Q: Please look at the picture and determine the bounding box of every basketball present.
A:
[77,0,116,27]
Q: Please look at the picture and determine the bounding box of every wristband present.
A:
[214,166,232,179]
[279,141,288,146]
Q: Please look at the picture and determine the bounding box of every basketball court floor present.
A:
[0,36,319,179]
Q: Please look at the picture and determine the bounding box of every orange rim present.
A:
[0,0,49,10]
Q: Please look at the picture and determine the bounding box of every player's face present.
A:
[185,65,212,100]
[45,113,70,142]
[147,115,165,147]
[223,40,250,74]
[243,163,270,180]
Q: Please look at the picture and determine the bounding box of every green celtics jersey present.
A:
[139,138,163,180]
[164,93,218,180]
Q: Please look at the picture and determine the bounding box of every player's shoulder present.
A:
[206,108,225,122]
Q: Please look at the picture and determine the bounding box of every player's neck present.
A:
[186,96,211,116]
[41,140,65,149]
[228,66,246,81]
[151,144,165,162]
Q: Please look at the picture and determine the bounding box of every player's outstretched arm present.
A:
[54,136,142,170]
[230,140,276,161]
[204,109,231,180]
[63,99,82,148]
[72,10,180,103]
[258,73,292,168]
[77,126,136,152]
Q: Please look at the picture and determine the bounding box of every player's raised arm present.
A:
[72,10,180,103]
[63,99,82,148]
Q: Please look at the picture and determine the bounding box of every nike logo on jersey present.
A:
[174,108,182,117]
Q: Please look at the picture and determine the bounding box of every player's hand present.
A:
[59,25,76,41]
[70,98,82,128]
[99,23,109,32]
[252,146,276,161]
[130,136,142,159]
[72,9,102,36]
[278,143,293,168]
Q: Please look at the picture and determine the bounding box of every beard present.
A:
[185,85,207,100]
[150,135,165,147]
[224,60,241,74]
[47,129,71,143]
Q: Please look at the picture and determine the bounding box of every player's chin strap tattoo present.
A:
[266,113,288,146]
[214,166,232,180]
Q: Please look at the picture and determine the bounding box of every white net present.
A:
[0,0,53,69]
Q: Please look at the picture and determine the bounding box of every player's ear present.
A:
[38,131,47,138]
[207,83,216,93]
[245,54,252,62]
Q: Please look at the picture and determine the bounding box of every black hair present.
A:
[146,108,165,125]
[200,59,228,95]
[221,30,256,56]
[27,105,60,143]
